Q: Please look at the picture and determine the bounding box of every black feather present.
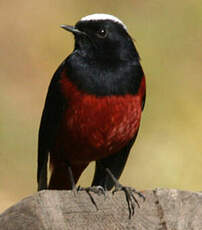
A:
[37,62,66,190]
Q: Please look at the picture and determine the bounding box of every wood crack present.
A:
[153,189,168,230]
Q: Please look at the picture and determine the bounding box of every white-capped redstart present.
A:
[37,13,146,217]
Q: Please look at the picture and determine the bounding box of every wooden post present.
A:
[0,188,202,229]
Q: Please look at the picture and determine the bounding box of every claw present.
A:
[77,185,106,210]
[106,168,145,219]
[78,185,106,196]
[113,186,144,218]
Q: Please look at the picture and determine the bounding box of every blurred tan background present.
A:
[1,0,202,212]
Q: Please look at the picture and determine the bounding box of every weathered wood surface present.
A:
[0,188,202,230]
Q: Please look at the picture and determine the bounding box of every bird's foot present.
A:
[106,168,145,219]
[67,165,105,209]
[77,185,106,210]
[77,185,106,196]
[112,185,145,218]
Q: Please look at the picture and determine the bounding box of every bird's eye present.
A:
[96,28,107,38]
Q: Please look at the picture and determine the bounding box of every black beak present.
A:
[60,25,86,36]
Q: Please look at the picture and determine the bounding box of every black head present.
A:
[61,14,143,96]
[61,14,140,61]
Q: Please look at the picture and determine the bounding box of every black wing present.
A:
[91,132,138,190]
[37,62,66,191]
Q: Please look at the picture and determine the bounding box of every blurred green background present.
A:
[1,0,202,212]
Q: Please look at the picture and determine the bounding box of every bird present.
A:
[37,13,146,215]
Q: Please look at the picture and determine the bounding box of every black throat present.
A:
[64,52,144,96]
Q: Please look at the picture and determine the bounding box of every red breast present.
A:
[51,70,145,164]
